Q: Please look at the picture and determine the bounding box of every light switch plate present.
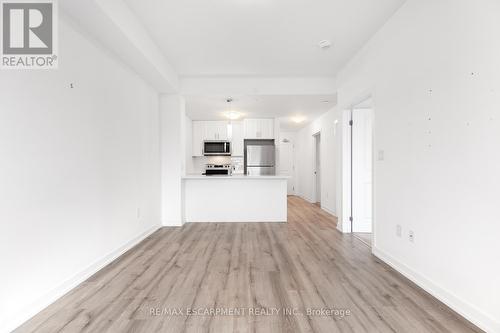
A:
[396,225,402,237]
[377,150,385,161]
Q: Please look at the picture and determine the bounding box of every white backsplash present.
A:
[190,156,243,174]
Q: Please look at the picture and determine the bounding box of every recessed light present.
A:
[291,116,306,124]
[318,40,332,50]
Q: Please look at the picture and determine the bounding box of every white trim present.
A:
[321,206,336,217]
[311,131,321,204]
[162,220,184,226]
[372,247,499,333]
[299,194,315,204]
[3,225,160,333]
[341,109,352,232]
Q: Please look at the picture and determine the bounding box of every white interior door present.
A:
[315,134,321,203]
[352,109,373,232]
[279,140,294,194]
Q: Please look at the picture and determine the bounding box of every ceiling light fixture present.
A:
[318,40,332,50]
[224,98,243,120]
[291,116,306,124]
[225,111,242,120]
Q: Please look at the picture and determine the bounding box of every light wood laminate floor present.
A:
[15,196,481,333]
[353,233,372,247]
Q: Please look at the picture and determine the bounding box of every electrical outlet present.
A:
[409,230,415,242]
[396,225,402,237]
[136,208,141,219]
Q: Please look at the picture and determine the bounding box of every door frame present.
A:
[342,95,376,247]
[312,131,321,204]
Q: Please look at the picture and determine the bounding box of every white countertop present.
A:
[182,174,290,180]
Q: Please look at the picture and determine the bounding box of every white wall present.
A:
[0,17,161,332]
[295,110,343,219]
[60,0,179,93]
[335,0,500,331]
[159,95,186,226]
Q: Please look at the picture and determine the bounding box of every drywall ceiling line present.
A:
[60,0,179,93]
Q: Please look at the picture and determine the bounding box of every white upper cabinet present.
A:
[191,119,273,157]
[192,120,231,156]
[261,119,275,139]
[205,121,229,140]
[244,119,274,139]
[231,121,244,156]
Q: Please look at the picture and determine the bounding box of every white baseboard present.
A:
[320,206,336,216]
[319,205,347,234]
[162,220,184,226]
[298,194,315,204]
[2,225,160,333]
[372,247,499,333]
[353,225,372,233]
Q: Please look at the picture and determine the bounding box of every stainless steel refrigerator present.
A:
[245,144,276,176]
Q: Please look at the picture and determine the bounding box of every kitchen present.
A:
[183,112,289,223]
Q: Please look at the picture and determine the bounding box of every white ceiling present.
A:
[124,0,406,76]
[185,94,337,130]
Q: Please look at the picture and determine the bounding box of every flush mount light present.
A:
[223,98,243,120]
[318,40,332,50]
[291,116,306,124]
[224,111,243,120]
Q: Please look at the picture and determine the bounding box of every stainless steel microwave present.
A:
[203,141,231,156]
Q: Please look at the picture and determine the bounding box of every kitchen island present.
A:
[182,175,289,222]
